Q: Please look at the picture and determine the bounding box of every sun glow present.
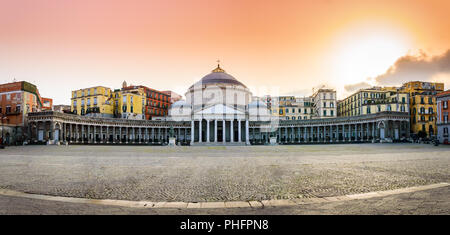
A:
[330,23,412,86]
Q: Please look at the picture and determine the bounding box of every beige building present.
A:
[338,87,409,117]
[312,88,337,118]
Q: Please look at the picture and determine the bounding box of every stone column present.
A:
[190,120,194,144]
[199,120,202,143]
[87,125,90,143]
[238,120,241,142]
[151,128,154,143]
[230,120,234,142]
[223,120,226,143]
[214,120,218,142]
[245,120,250,145]
[206,119,210,142]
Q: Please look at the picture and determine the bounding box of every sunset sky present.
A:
[1,0,449,104]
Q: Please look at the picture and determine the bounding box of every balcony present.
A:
[5,111,21,115]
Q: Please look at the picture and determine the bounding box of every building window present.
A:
[387,105,391,111]
[323,110,327,116]
[87,90,90,96]
[16,105,21,113]
[73,100,77,107]
[429,107,433,114]
[94,97,97,105]
[331,110,334,116]
[323,102,326,107]
[429,98,433,104]
[87,98,90,106]
[94,88,97,95]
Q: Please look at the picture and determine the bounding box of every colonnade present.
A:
[190,119,249,145]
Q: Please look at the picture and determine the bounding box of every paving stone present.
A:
[186,202,201,208]
[224,201,251,208]
[159,202,188,208]
[249,201,263,208]
[261,199,297,207]
[201,202,226,208]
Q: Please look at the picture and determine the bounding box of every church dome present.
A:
[189,64,247,89]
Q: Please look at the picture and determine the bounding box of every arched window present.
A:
[428,107,433,114]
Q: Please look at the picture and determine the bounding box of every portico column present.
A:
[230,120,234,142]
[303,127,307,142]
[223,120,226,143]
[206,119,210,142]
[199,120,202,143]
[372,122,375,141]
[214,120,218,142]
[190,120,194,144]
[238,120,242,142]
[348,124,351,142]
[87,125,90,143]
[245,120,250,145]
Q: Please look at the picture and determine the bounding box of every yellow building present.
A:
[400,81,445,137]
[338,87,409,117]
[71,86,114,117]
[113,87,145,120]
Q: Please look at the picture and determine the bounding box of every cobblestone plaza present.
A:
[0,144,448,204]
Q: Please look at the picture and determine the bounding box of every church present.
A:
[169,63,270,145]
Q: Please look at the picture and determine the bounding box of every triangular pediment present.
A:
[196,104,244,115]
